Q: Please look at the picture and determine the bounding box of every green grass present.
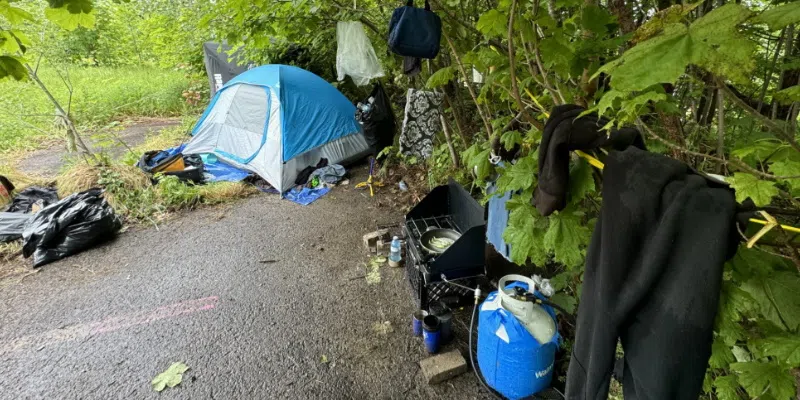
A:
[0,65,192,153]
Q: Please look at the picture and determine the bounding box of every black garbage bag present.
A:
[6,186,59,213]
[356,82,396,155]
[22,188,122,268]
[0,212,31,243]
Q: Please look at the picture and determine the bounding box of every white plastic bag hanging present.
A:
[336,21,385,86]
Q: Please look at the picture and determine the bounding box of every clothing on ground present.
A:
[5,186,59,214]
[400,89,443,159]
[284,187,330,206]
[243,176,280,194]
[336,21,385,86]
[535,105,645,216]
[309,164,346,187]
[565,147,738,400]
[295,158,329,186]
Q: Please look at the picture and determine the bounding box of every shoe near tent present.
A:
[184,64,371,192]
[202,42,254,97]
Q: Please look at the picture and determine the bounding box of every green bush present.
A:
[155,174,201,210]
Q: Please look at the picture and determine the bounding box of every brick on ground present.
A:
[362,228,389,252]
[419,350,468,384]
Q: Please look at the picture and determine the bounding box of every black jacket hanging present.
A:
[565,147,739,400]
[535,105,645,216]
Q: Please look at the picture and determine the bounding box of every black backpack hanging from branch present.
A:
[388,0,442,59]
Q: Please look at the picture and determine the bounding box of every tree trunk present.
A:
[441,114,460,168]
[608,0,636,35]
[717,87,726,173]
[442,91,469,147]
[774,25,797,120]
[24,64,93,158]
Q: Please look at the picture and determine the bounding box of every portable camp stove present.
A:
[404,180,487,309]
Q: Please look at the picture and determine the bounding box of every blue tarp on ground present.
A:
[284,187,330,206]
[204,161,251,182]
[159,145,331,204]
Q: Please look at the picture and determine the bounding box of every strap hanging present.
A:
[405,0,431,9]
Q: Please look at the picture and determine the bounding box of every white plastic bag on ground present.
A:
[337,21,384,86]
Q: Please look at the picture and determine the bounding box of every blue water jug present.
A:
[477,280,560,400]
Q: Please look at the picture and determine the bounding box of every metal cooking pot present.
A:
[420,228,461,254]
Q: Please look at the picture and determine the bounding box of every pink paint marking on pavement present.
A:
[89,296,219,335]
[0,296,219,354]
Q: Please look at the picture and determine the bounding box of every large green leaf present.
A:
[45,5,95,31]
[597,4,755,91]
[426,66,456,89]
[495,155,536,194]
[753,2,800,31]
[500,130,522,151]
[543,210,590,269]
[709,338,735,369]
[151,362,189,392]
[539,34,575,78]
[567,158,595,203]
[732,140,784,163]
[549,271,574,291]
[730,361,795,400]
[0,31,21,54]
[742,272,800,332]
[715,281,751,344]
[728,173,778,207]
[769,159,800,192]
[633,2,701,43]
[689,4,755,85]
[0,1,35,24]
[476,9,507,37]
[0,55,26,81]
[712,375,740,400]
[462,144,493,182]
[549,293,577,314]
[760,335,800,367]
[596,24,690,92]
[580,4,615,36]
[728,246,788,280]
[594,89,626,118]
[504,200,548,266]
[618,90,667,123]
[773,86,800,106]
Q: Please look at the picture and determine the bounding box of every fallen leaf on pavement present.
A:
[152,362,189,392]
[372,321,393,335]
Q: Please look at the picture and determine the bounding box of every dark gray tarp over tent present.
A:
[202,42,253,97]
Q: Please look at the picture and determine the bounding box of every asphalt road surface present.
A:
[0,176,491,399]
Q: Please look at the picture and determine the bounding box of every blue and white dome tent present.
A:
[184,65,371,192]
